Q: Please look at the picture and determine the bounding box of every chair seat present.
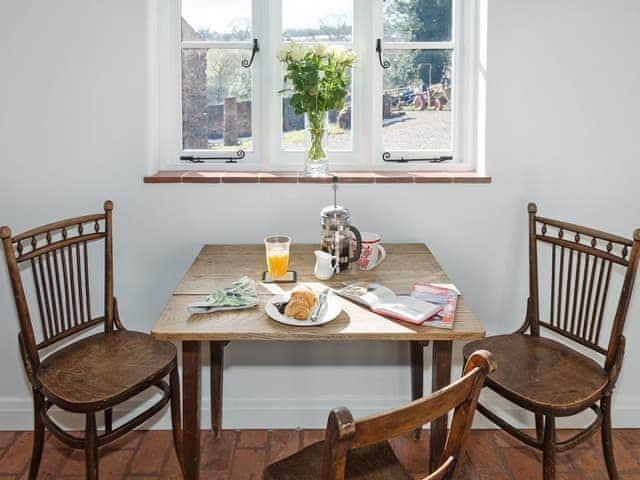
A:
[463,334,609,415]
[37,330,177,412]
[264,440,411,480]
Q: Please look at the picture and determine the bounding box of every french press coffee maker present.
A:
[320,177,362,273]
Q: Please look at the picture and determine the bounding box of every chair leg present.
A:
[535,413,544,442]
[86,413,99,480]
[601,395,619,480]
[170,365,184,474]
[542,415,556,480]
[104,408,113,434]
[28,391,45,480]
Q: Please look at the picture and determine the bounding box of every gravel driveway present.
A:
[275,108,453,153]
[326,109,452,152]
[383,109,452,151]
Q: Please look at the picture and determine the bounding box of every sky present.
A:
[182,0,353,33]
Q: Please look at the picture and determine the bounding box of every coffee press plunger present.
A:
[320,177,362,273]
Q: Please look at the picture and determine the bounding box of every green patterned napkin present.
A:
[188,277,259,314]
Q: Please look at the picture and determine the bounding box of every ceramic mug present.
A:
[352,232,386,271]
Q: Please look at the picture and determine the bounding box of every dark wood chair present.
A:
[263,350,496,480]
[463,203,640,479]
[0,201,183,480]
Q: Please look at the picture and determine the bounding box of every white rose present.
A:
[345,50,358,64]
[290,44,308,62]
[277,45,290,62]
[314,44,328,57]
[330,45,346,60]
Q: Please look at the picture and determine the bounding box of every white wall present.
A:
[0,0,638,430]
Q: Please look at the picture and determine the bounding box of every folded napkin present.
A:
[188,277,259,314]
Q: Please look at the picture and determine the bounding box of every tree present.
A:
[202,18,253,105]
[206,50,251,105]
[384,0,452,88]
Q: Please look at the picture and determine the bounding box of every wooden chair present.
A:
[463,203,640,479]
[0,201,183,480]
[263,350,496,480]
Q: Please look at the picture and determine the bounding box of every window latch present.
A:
[241,39,260,68]
[181,150,246,164]
[376,39,391,69]
[383,152,453,163]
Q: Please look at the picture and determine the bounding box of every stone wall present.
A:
[181,20,208,149]
[206,100,252,140]
[282,98,304,132]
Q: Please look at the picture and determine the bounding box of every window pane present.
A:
[182,49,253,151]
[382,50,453,152]
[282,0,353,42]
[384,0,453,43]
[182,0,251,42]
[281,74,353,152]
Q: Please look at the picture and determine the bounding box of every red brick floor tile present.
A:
[59,450,85,476]
[465,431,512,478]
[231,447,266,480]
[0,433,32,475]
[129,430,171,475]
[0,434,15,451]
[500,444,543,479]
[34,443,70,478]
[389,433,430,475]
[267,430,300,464]
[237,430,268,449]
[103,431,145,452]
[99,447,137,479]
[0,429,639,478]
[301,430,325,447]
[200,430,237,474]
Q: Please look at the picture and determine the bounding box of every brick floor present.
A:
[0,429,638,478]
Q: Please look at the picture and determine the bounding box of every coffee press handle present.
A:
[349,225,363,263]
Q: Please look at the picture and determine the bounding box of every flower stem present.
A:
[307,111,327,162]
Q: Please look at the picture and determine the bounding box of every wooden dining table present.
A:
[151,243,485,480]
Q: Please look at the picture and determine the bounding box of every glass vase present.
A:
[304,111,329,177]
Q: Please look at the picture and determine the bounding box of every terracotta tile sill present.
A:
[144,171,492,184]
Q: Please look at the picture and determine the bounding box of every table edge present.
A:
[150,331,487,342]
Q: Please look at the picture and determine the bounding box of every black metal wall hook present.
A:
[376,39,391,69]
[241,39,260,68]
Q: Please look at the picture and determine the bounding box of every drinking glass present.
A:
[264,235,291,279]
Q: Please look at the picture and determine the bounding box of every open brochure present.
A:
[336,282,442,325]
[410,283,459,329]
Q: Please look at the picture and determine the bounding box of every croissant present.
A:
[284,286,318,320]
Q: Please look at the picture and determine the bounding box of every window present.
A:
[157,0,487,171]
[382,0,455,156]
[280,0,354,153]
[179,0,255,157]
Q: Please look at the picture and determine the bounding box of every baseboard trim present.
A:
[1,395,639,431]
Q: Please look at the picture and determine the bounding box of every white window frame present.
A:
[156,0,487,172]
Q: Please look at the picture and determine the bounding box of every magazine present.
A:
[410,283,459,329]
[335,282,442,325]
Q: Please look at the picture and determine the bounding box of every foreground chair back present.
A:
[264,350,496,480]
[1,201,182,480]
[463,203,640,479]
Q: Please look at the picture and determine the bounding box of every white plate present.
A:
[265,292,342,327]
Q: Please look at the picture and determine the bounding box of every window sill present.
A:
[143,171,492,184]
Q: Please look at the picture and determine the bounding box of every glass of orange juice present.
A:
[264,235,291,279]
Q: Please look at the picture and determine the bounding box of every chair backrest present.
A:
[0,201,115,377]
[320,350,496,480]
[527,203,640,372]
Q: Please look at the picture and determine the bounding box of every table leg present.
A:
[183,341,201,480]
[430,340,452,473]
[410,341,427,439]
[210,341,225,439]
